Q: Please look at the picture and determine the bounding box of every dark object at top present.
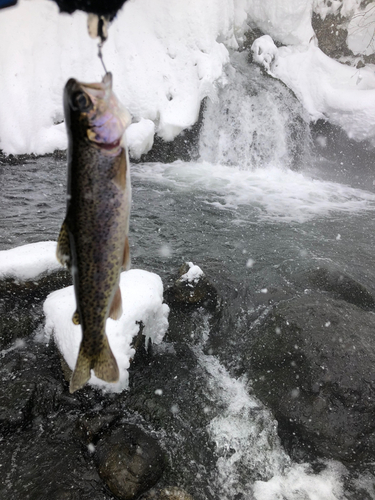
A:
[51,0,128,19]
[0,0,17,10]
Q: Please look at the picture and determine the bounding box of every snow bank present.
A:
[0,0,235,155]
[44,269,169,393]
[2,0,374,154]
[0,241,61,280]
[242,0,314,45]
[251,36,375,145]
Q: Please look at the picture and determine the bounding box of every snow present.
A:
[0,239,169,393]
[347,3,375,56]
[126,118,155,159]
[44,269,169,393]
[180,262,204,284]
[251,35,278,72]
[242,0,315,46]
[0,241,62,280]
[251,36,375,145]
[0,0,233,155]
[2,0,375,155]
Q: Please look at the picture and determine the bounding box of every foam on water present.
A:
[198,350,352,500]
[132,161,375,223]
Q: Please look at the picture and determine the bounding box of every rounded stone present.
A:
[95,424,165,500]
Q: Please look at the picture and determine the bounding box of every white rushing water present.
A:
[198,350,347,500]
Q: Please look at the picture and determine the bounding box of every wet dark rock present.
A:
[0,378,35,431]
[0,340,66,433]
[250,293,375,463]
[0,269,71,349]
[296,265,375,311]
[141,486,194,500]
[0,424,110,500]
[312,13,351,60]
[77,409,120,444]
[95,424,165,500]
[164,262,219,310]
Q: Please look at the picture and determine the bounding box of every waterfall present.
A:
[199,51,311,170]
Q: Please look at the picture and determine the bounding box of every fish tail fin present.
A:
[69,336,119,393]
[69,345,92,393]
[92,336,120,384]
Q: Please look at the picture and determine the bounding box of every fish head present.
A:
[64,72,131,155]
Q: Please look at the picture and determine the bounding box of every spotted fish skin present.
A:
[57,73,131,393]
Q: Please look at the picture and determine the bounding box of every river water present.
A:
[1,52,375,498]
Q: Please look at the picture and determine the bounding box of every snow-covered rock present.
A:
[0,241,61,280]
[44,269,169,393]
[251,38,375,146]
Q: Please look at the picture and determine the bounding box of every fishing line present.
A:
[88,14,109,75]
[98,41,108,75]
[97,16,108,75]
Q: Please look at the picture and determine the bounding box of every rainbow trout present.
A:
[56,72,131,393]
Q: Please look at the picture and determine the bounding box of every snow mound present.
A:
[43,269,169,393]
[0,241,61,280]
[126,119,155,159]
[251,35,278,71]
[180,262,204,284]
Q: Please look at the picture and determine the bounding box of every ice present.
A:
[43,269,169,393]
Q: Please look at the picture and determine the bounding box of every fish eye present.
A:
[72,91,91,111]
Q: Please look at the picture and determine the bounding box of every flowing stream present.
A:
[2,51,375,499]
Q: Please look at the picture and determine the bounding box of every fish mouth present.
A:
[65,73,131,152]
[80,72,113,100]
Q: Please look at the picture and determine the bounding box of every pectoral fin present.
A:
[114,150,127,189]
[56,220,71,268]
[109,286,122,320]
[72,310,80,325]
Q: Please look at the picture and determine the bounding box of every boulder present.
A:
[164,262,218,310]
[141,486,194,500]
[296,264,375,311]
[250,293,375,462]
[95,424,165,500]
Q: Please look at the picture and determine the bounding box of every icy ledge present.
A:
[251,35,375,146]
[44,269,170,393]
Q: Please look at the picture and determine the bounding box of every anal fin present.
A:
[109,287,122,320]
[56,219,71,268]
[122,236,131,271]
